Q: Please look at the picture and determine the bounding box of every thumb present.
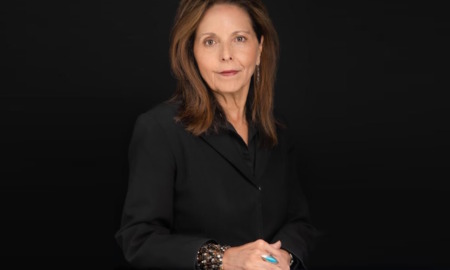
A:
[270,240,282,249]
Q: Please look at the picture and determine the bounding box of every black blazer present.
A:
[115,102,317,269]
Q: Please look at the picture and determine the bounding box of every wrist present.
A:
[288,252,294,266]
[280,249,294,267]
[221,246,237,270]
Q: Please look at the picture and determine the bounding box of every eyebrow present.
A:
[197,30,252,37]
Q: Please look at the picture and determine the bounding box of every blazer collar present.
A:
[200,128,272,189]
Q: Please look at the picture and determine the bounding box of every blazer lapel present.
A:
[200,132,257,187]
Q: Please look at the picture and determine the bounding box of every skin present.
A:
[193,3,263,145]
[223,240,291,270]
[193,4,291,269]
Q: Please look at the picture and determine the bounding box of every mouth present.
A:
[218,70,240,76]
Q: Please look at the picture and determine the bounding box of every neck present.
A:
[214,92,247,126]
[215,91,249,145]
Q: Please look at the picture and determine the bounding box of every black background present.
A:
[1,1,449,269]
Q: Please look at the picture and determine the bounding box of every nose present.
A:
[220,44,233,61]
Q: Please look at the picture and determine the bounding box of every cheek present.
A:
[237,47,260,67]
[197,56,214,79]
[194,52,212,75]
[194,53,218,88]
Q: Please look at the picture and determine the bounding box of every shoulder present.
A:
[130,101,186,150]
[138,101,178,123]
[134,101,183,131]
[129,101,185,143]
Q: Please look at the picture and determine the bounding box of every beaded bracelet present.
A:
[196,243,231,270]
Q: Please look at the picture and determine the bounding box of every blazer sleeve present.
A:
[270,132,320,270]
[115,114,212,269]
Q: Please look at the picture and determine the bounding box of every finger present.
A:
[254,257,283,270]
[261,260,285,270]
[253,239,285,266]
[269,240,281,249]
[262,254,289,269]
[267,249,291,269]
[261,254,279,264]
[263,243,284,257]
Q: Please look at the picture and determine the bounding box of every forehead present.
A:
[196,4,253,34]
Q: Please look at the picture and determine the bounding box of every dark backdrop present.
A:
[1,1,449,269]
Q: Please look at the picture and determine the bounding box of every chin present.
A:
[211,83,248,95]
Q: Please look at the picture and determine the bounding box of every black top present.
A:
[225,121,257,176]
[115,102,317,269]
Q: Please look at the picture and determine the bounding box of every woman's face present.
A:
[193,4,263,97]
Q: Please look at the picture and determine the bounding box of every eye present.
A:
[204,39,216,46]
[236,36,247,42]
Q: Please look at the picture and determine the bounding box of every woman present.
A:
[115,0,317,269]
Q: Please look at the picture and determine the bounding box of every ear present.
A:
[256,35,264,65]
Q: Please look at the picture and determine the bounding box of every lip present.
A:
[218,70,239,76]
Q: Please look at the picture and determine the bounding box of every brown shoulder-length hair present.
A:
[169,0,280,146]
